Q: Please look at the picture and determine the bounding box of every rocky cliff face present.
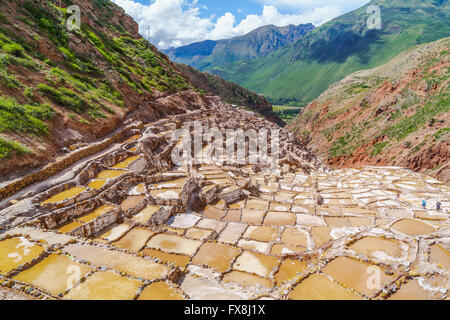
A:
[289,38,450,183]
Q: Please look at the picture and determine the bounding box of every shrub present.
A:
[2,43,25,57]
[38,83,87,113]
[0,136,31,160]
[0,96,54,135]
[0,70,21,88]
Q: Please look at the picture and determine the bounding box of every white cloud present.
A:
[111,0,367,49]
[257,0,371,11]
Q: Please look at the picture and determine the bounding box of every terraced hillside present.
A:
[289,38,450,183]
[0,103,449,300]
[208,0,450,106]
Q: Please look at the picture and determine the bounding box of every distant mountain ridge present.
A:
[206,0,450,106]
[165,23,315,70]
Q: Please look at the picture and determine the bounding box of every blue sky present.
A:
[112,0,371,49]
[132,0,267,21]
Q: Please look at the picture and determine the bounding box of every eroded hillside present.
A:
[289,38,450,183]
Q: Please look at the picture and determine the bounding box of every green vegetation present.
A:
[329,125,364,158]
[2,43,25,57]
[321,123,344,142]
[0,70,21,89]
[0,136,30,160]
[370,141,389,157]
[38,83,87,113]
[433,127,450,140]
[0,96,54,135]
[199,0,450,105]
[383,91,450,141]
[272,105,302,123]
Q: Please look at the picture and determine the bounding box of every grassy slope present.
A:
[0,0,191,162]
[208,0,450,105]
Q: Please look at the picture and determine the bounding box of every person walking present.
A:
[422,199,427,209]
[436,201,441,211]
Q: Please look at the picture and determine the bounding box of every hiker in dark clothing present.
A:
[436,201,441,211]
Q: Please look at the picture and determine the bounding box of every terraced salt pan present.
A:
[123,135,141,144]
[121,195,146,211]
[76,205,115,223]
[112,156,141,169]
[237,240,271,254]
[0,238,45,274]
[149,178,188,190]
[322,257,396,296]
[150,189,181,200]
[329,227,364,240]
[88,180,107,190]
[168,213,201,228]
[233,251,279,278]
[13,254,92,296]
[186,228,213,240]
[271,243,305,256]
[391,218,436,236]
[131,205,161,224]
[113,227,154,252]
[281,228,309,248]
[138,281,184,300]
[218,222,247,244]
[429,244,450,270]
[349,236,408,262]
[264,211,296,226]
[288,273,362,300]
[196,218,226,233]
[57,220,83,234]
[64,244,169,280]
[223,271,272,288]
[96,223,131,242]
[180,274,251,300]
[64,271,141,300]
[192,242,240,272]
[129,183,146,195]
[240,209,265,224]
[311,226,332,247]
[274,259,308,285]
[41,187,86,205]
[96,170,126,180]
[388,280,429,300]
[146,233,202,256]
[244,226,278,242]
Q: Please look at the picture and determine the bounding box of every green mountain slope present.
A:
[165,24,315,70]
[208,0,450,106]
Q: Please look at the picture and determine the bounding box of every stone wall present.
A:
[0,123,143,201]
